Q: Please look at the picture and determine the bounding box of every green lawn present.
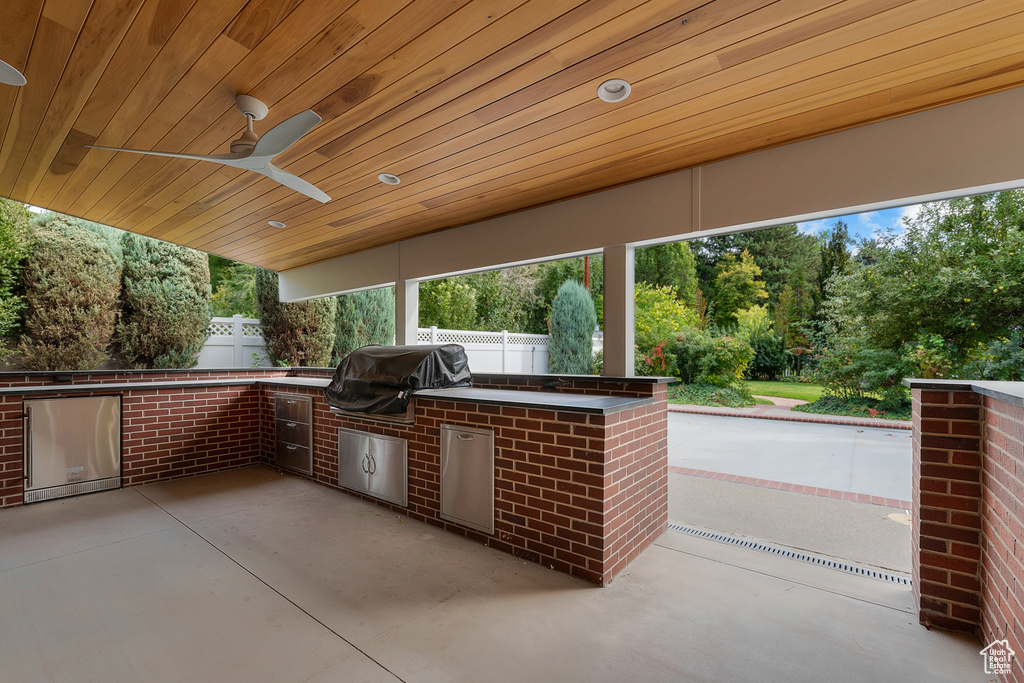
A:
[743,380,824,402]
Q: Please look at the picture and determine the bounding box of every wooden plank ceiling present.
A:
[2,0,1024,272]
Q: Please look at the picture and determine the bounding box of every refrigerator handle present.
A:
[23,406,32,489]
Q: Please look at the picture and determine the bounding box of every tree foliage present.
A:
[334,287,394,361]
[669,328,754,387]
[118,233,211,369]
[549,280,597,374]
[419,279,478,330]
[255,268,335,366]
[635,242,698,305]
[634,282,697,348]
[209,261,257,318]
[529,255,603,332]
[712,250,768,326]
[18,216,122,370]
[0,199,31,343]
[823,193,1024,355]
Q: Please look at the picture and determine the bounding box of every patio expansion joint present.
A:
[133,487,410,683]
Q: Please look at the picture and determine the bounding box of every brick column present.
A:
[912,388,984,633]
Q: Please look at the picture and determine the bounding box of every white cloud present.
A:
[797,219,831,235]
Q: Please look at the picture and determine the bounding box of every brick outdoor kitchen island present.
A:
[0,369,669,587]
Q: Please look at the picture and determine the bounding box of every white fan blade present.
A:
[261,162,330,203]
[87,145,246,163]
[252,110,321,158]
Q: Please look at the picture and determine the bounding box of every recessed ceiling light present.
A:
[267,220,286,229]
[378,173,401,185]
[597,78,631,103]
[0,59,27,86]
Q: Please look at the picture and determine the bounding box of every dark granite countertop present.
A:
[903,378,1024,407]
[0,376,659,414]
[415,387,654,414]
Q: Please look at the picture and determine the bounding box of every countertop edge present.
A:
[415,388,657,414]
[903,378,1024,407]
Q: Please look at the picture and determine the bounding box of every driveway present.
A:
[667,412,913,501]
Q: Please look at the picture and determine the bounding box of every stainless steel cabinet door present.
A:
[337,428,407,507]
[440,424,494,534]
[365,435,408,507]
[338,429,370,493]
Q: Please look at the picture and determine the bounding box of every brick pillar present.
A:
[912,388,984,633]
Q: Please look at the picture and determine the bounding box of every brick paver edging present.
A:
[670,465,913,510]
[668,403,912,430]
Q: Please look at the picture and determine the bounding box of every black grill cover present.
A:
[323,344,472,415]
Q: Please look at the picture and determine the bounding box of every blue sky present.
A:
[797,203,921,243]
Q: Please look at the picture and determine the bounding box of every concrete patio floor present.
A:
[0,466,986,683]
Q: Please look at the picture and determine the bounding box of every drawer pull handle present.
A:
[286,445,297,450]
[285,422,297,428]
[457,434,474,441]
[286,400,296,404]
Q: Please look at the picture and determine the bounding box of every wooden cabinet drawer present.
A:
[275,441,311,475]
[276,418,310,447]
[275,394,310,423]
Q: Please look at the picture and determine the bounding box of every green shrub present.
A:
[669,328,754,387]
[809,333,909,402]
[735,305,789,380]
[118,234,210,369]
[0,199,31,344]
[635,341,678,377]
[419,279,478,330]
[255,268,335,366]
[634,281,697,349]
[334,287,395,361]
[549,280,597,374]
[964,332,1024,381]
[18,217,121,369]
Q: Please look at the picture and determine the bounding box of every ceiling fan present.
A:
[88,95,330,203]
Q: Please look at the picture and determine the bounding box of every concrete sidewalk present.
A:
[669,402,912,430]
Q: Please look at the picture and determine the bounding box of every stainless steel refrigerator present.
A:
[23,395,121,503]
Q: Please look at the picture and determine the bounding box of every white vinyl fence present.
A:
[197,316,270,368]
[197,318,601,373]
[417,326,552,374]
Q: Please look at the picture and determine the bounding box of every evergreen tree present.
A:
[548,280,597,374]
[118,233,210,369]
[255,267,335,366]
[634,242,698,305]
[209,261,257,317]
[0,199,31,343]
[815,220,852,317]
[334,287,395,361]
[528,255,604,333]
[711,250,768,326]
[18,216,121,370]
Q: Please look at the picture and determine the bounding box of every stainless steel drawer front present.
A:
[275,442,311,473]
[440,424,494,534]
[274,393,312,475]
[275,418,310,448]
[274,395,309,423]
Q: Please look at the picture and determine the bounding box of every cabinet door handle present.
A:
[23,407,33,489]
[457,434,474,441]
[367,453,377,475]
[361,454,369,473]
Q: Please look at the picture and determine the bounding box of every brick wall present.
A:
[912,388,984,634]
[262,383,668,585]
[980,394,1024,683]
[0,382,265,507]
[0,368,287,388]
[122,385,262,486]
[0,395,24,507]
[912,384,1024,683]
